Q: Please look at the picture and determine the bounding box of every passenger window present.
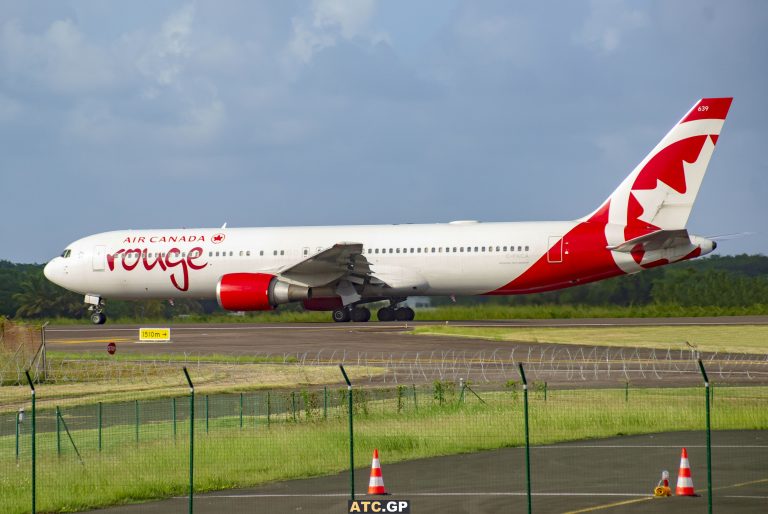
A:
[525,246,529,251]
[280,250,284,256]
[460,247,464,252]
[246,251,251,256]
[375,249,379,254]
[396,248,400,253]
[432,248,436,253]
[273,250,277,256]
[518,246,522,252]
[417,248,421,253]
[503,246,508,251]
[474,246,479,252]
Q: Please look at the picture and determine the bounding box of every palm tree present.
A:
[14,271,84,319]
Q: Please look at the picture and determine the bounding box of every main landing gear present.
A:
[85,294,107,325]
[332,306,371,323]
[376,306,415,322]
[331,302,415,322]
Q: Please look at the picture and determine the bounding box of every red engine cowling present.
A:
[216,273,311,311]
[216,273,275,311]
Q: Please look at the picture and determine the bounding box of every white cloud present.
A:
[136,4,195,86]
[286,0,387,64]
[575,0,648,54]
[0,18,115,93]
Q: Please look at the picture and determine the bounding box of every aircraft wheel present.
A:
[377,307,395,322]
[351,307,371,322]
[91,312,107,325]
[395,307,415,321]
[332,308,351,322]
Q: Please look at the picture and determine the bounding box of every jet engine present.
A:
[216,273,310,311]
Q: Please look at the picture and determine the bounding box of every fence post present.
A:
[544,382,547,401]
[98,402,103,452]
[459,378,466,404]
[339,365,354,500]
[625,381,629,403]
[183,367,195,514]
[518,363,531,514]
[16,409,22,462]
[291,391,297,422]
[324,386,328,420]
[205,395,209,434]
[240,392,244,429]
[25,370,36,514]
[267,391,271,427]
[698,359,712,514]
[56,406,61,456]
[135,400,140,444]
[412,384,418,410]
[173,397,177,439]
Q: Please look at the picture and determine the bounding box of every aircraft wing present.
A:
[278,242,372,287]
[607,229,691,253]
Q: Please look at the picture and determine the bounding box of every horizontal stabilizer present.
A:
[607,229,690,253]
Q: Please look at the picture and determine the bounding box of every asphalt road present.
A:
[87,430,768,514]
[44,318,768,387]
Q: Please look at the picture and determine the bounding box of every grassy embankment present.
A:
[413,324,768,354]
[31,303,768,325]
[1,385,766,514]
[0,354,385,413]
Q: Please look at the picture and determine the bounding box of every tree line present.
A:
[1,254,766,320]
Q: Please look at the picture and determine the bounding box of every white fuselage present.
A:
[44,221,576,300]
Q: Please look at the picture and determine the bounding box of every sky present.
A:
[1,0,766,263]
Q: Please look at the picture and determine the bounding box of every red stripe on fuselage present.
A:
[485,201,623,295]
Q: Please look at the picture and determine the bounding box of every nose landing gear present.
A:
[85,294,107,325]
[90,311,107,325]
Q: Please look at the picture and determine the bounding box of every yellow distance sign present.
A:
[139,328,171,342]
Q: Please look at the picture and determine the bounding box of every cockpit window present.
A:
[61,249,72,258]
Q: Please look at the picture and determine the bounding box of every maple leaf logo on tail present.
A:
[581,98,732,272]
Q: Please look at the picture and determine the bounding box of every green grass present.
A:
[413,324,768,354]
[26,303,768,325]
[45,350,298,364]
[2,385,767,513]
[417,304,768,320]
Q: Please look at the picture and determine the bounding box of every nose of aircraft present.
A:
[43,259,58,284]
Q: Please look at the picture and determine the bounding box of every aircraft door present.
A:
[92,245,106,271]
[547,236,563,263]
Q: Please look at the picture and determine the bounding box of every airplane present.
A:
[44,98,732,325]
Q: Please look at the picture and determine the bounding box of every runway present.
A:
[45,317,768,387]
[88,430,768,514]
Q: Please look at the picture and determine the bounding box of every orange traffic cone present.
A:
[368,449,387,495]
[675,448,695,496]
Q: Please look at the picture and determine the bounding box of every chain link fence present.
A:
[2,365,767,514]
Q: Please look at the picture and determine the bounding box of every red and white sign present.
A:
[107,342,117,355]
